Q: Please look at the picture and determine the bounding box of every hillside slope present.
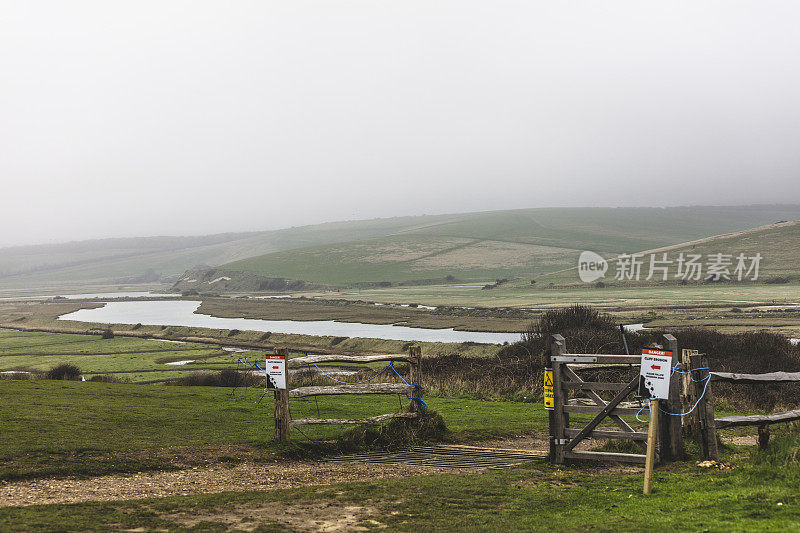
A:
[221,205,800,286]
[0,214,458,292]
[536,220,800,286]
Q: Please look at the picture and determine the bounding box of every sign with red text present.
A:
[265,354,286,390]
[638,349,672,400]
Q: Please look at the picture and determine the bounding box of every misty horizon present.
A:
[2,202,799,250]
[3,2,800,247]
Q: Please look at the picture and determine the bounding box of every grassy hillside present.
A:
[536,220,800,287]
[0,214,458,293]
[222,205,800,286]
[4,205,799,293]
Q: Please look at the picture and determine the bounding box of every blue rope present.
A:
[389,362,426,410]
[659,375,711,416]
[636,364,712,421]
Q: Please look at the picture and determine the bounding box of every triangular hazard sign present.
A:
[544,373,553,387]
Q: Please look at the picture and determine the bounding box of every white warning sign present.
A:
[638,349,672,400]
[265,354,286,390]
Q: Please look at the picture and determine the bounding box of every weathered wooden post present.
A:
[643,399,659,495]
[549,334,568,464]
[658,334,683,461]
[696,353,719,460]
[408,345,423,413]
[681,349,703,438]
[273,347,291,443]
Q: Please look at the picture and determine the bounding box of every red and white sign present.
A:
[265,354,286,390]
[638,349,672,400]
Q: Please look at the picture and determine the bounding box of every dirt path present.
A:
[0,461,458,508]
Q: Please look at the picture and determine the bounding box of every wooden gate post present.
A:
[408,345,423,413]
[549,334,568,464]
[273,347,291,443]
[681,349,700,438]
[696,353,719,460]
[658,334,683,461]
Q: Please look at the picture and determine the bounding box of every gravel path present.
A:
[0,461,456,508]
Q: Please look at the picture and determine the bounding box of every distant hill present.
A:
[535,220,800,287]
[4,205,799,293]
[219,205,800,287]
[0,214,456,292]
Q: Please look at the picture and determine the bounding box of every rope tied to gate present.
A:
[238,358,264,372]
[389,361,426,410]
[635,363,712,422]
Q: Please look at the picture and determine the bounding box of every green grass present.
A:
[330,280,800,311]
[222,206,800,286]
[0,329,259,381]
[2,440,800,531]
[0,380,546,480]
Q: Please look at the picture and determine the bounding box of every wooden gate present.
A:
[548,333,682,464]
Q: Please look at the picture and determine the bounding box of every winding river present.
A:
[58,300,523,344]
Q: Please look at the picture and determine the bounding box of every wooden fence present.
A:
[273,346,423,443]
[701,369,800,451]
[548,333,682,464]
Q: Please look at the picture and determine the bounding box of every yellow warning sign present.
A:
[544,368,554,410]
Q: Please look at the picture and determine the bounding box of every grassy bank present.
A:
[197,297,532,333]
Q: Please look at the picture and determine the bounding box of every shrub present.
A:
[765,276,791,284]
[88,374,125,383]
[101,329,114,339]
[169,369,262,387]
[336,410,448,452]
[46,364,82,380]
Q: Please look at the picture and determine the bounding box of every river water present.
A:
[58,300,522,344]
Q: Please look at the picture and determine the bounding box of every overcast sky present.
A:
[2,1,799,246]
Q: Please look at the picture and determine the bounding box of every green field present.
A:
[0,329,262,383]
[219,206,800,286]
[0,378,798,531]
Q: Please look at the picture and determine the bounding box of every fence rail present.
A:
[287,353,416,368]
[289,412,418,428]
[715,410,800,429]
[711,371,800,384]
[289,383,416,398]
[273,346,423,442]
[691,363,800,451]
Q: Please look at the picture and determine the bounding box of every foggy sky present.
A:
[2,1,800,247]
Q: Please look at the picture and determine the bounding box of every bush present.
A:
[88,374,125,383]
[336,410,448,452]
[46,364,82,381]
[765,276,791,284]
[101,329,114,339]
[423,305,800,408]
[169,369,263,387]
